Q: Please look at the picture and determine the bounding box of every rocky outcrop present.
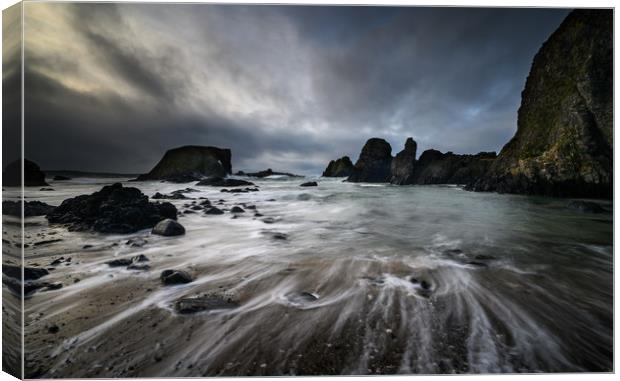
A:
[245,168,301,178]
[412,150,496,185]
[46,183,177,234]
[2,159,49,186]
[136,145,232,182]
[322,156,354,177]
[2,200,56,217]
[468,10,612,198]
[390,138,417,185]
[196,177,254,187]
[347,138,393,183]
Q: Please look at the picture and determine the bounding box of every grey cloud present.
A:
[21,4,570,175]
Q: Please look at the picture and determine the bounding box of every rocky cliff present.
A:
[323,156,354,177]
[136,145,232,181]
[347,138,393,183]
[390,138,417,185]
[468,10,612,198]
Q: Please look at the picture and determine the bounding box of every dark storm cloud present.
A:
[22,4,569,174]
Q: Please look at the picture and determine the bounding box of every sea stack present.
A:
[390,138,417,185]
[347,138,393,183]
[2,159,49,186]
[412,150,496,185]
[136,145,232,182]
[322,156,354,177]
[469,10,612,198]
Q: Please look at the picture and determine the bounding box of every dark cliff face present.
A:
[390,138,417,185]
[469,9,613,198]
[3,159,49,187]
[347,138,393,183]
[323,156,354,177]
[137,145,232,181]
[412,150,496,185]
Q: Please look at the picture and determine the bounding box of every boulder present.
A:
[205,207,224,215]
[152,219,185,236]
[2,200,56,217]
[230,206,245,213]
[300,181,318,187]
[347,138,393,183]
[2,159,49,186]
[390,138,417,185]
[322,156,354,177]
[46,183,178,234]
[468,10,612,198]
[160,269,193,285]
[136,145,232,181]
[196,177,255,187]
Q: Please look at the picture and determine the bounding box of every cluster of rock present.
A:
[331,137,496,186]
[239,168,302,178]
[323,10,611,199]
[46,183,178,234]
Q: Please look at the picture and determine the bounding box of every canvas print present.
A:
[1,2,613,378]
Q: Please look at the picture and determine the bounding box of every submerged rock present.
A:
[205,207,225,215]
[2,200,56,217]
[567,200,605,213]
[245,168,301,178]
[175,295,239,314]
[2,159,49,187]
[161,270,193,285]
[390,138,417,185]
[136,145,232,181]
[46,183,177,234]
[300,181,318,187]
[468,10,612,198]
[347,138,393,183]
[126,237,148,247]
[286,291,318,305]
[53,175,71,181]
[230,206,245,213]
[152,219,185,236]
[196,177,255,187]
[322,156,354,177]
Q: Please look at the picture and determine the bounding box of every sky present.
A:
[18,3,569,175]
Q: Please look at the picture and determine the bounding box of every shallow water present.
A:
[11,176,613,376]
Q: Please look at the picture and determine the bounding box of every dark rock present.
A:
[127,264,151,271]
[126,237,148,247]
[254,213,263,217]
[2,159,49,187]
[390,138,417,185]
[412,150,496,185]
[174,295,239,314]
[106,258,133,267]
[152,219,185,236]
[33,239,62,246]
[323,156,354,177]
[190,205,203,211]
[46,183,178,234]
[245,168,301,178]
[272,233,288,240]
[235,171,246,176]
[152,192,190,200]
[2,265,49,281]
[131,254,149,262]
[347,138,393,183]
[205,207,224,215]
[261,217,277,224]
[300,181,318,187]
[135,145,232,181]
[230,206,245,213]
[3,200,56,217]
[44,283,63,291]
[160,270,193,285]
[567,200,605,213]
[40,188,54,191]
[220,187,260,193]
[48,325,60,334]
[468,10,612,198]
[196,177,255,187]
[53,175,71,181]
